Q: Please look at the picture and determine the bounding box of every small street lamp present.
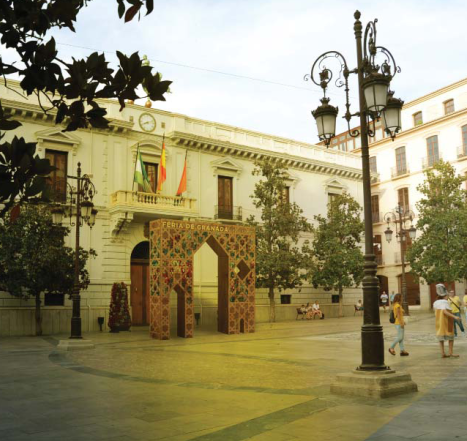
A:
[51,162,97,340]
[305,11,403,373]
[384,204,416,315]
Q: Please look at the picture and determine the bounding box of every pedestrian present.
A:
[388,293,409,356]
[464,290,467,324]
[380,291,389,313]
[448,290,465,337]
[434,284,462,358]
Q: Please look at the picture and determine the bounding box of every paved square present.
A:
[1,314,466,440]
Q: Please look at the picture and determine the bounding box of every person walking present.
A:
[448,289,465,338]
[380,291,389,313]
[388,293,409,356]
[464,290,467,324]
[434,284,462,358]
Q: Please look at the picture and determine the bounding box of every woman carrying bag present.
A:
[388,293,409,356]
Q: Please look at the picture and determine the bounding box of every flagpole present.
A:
[132,143,139,193]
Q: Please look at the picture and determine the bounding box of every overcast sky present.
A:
[50,0,467,144]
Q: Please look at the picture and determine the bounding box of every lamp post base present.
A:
[57,339,95,351]
[331,369,417,399]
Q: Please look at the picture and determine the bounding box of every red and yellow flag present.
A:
[157,135,166,192]
[176,151,187,196]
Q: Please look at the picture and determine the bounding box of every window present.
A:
[371,195,380,223]
[44,293,64,306]
[401,231,412,255]
[413,112,423,126]
[328,192,339,205]
[369,156,377,173]
[398,188,410,212]
[462,125,467,156]
[331,295,339,304]
[373,235,383,265]
[395,147,407,174]
[281,186,290,205]
[45,150,67,202]
[426,135,439,167]
[217,176,233,219]
[280,294,291,304]
[143,163,158,193]
[444,99,454,115]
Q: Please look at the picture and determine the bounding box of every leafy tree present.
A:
[0,0,171,216]
[308,192,364,317]
[247,159,311,322]
[0,204,96,335]
[407,160,467,285]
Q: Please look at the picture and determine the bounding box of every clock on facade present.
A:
[139,113,156,132]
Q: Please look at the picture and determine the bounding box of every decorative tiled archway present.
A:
[149,220,256,340]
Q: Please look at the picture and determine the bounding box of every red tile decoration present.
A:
[149,220,256,339]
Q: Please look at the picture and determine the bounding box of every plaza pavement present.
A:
[1,312,467,441]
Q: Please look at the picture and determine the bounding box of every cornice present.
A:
[353,106,467,153]
[1,98,133,134]
[403,77,467,109]
[169,131,363,180]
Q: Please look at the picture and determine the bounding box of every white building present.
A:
[0,80,365,336]
[328,77,467,310]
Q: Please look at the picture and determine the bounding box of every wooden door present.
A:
[218,176,233,219]
[130,262,150,325]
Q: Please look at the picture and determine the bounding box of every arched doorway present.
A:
[377,275,389,299]
[397,273,421,305]
[131,241,150,325]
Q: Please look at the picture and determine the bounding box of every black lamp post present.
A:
[384,204,417,315]
[51,162,97,339]
[305,11,403,371]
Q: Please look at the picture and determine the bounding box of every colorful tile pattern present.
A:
[149,220,256,339]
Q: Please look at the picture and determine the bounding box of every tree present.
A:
[0,0,171,216]
[308,192,364,317]
[407,160,467,285]
[0,204,95,335]
[247,159,311,322]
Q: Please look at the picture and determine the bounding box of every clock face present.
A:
[139,113,156,132]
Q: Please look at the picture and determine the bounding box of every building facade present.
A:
[327,77,467,309]
[0,80,365,336]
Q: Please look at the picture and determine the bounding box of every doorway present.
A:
[397,273,421,305]
[130,241,150,325]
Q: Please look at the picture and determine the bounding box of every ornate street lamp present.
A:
[383,91,404,140]
[384,204,416,315]
[305,11,403,374]
[51,162,97,341]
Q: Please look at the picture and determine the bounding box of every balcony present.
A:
[110,190,197,220]
[422,153,442,170]
[370,172,380,184]
[375,255,384,266]
[391,166,410,179]
[214,205,242,222]
[372,211,383,224]
[457,145,467,159]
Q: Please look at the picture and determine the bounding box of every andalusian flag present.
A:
[134,149,153,193]
[157,135,166,192]
[176,151,187,196]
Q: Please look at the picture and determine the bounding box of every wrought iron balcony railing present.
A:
[372,211,383,224]
[214,205,242,221]
[375,254,384,266]
[391,166,410,179]
[457,145,467,159]
[422,153,442,170]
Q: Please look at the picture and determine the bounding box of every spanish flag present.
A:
[176,151,187,196]
[157,135,166,193]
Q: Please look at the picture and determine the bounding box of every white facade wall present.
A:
[0,81,365,336]
[369,78,467,309]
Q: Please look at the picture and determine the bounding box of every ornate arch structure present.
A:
[150,220,256,339]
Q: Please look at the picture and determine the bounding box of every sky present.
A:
[37,0,467,144]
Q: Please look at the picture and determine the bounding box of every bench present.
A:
[296,308,306,320]
[354,305,363,316]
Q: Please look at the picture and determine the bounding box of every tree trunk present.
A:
[35,293,42,336]
[268,285,276,323]
[338,286,344,318]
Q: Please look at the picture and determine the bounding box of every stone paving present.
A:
[0,313,466,440]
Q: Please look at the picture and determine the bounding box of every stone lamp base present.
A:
[331,369,418,399]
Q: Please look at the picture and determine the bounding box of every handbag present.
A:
[389,309,395,324]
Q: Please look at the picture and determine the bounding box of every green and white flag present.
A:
[134,150,153,193]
